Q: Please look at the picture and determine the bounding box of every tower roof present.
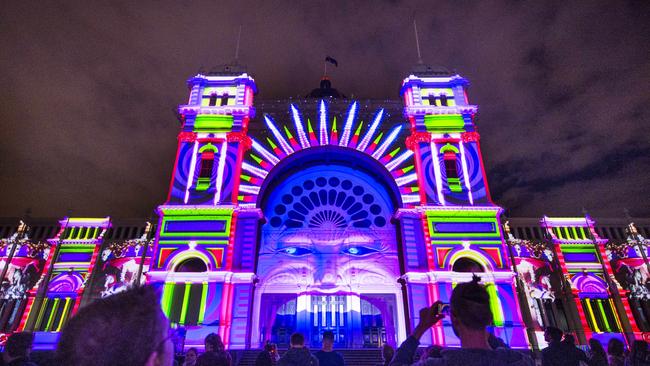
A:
[410,63,451,77]
[207,63,248,76]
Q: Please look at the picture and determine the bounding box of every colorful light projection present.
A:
[19,217,109,337]
[406,207,527,348]
[541,217,636,346]
[168,72,257,207]
[606,223,650,332]
[90,223,154,299]
[504,221,561,349]
[252,162,405,348]
[400,74,491,207]
[0,222,50,333]
[239,101,419,206]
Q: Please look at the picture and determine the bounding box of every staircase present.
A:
[235,349,383,366]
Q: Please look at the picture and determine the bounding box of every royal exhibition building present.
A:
[1,65,649,353]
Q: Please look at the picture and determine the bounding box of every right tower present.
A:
[398,70,528,347]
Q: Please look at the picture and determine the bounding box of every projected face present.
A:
[257,166,399,293]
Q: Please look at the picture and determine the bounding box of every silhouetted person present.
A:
[381,345,395,366]
[183,348,198,366]
[627,340,650,366]
[587,338,607,366]
[608,338,625,366]
[2,332,37,366]
[419,346,442,361]
[487,332,508,350]
[197,333,231,366]
[541,327,564,366]
[560,334,587,366]
[314,331,344,366]
[277,333,318,366]
[255,342,275,366]
[389,276,533,366]
[55,286,173,366]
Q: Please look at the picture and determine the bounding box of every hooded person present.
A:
[389,276,534,366]
[277,333,319,366]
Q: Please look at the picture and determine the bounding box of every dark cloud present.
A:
[0,0,648,219]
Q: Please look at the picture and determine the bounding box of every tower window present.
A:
[219,93,230,106]
[440,94,448,106]
[208,94,218,106]
[426,94,437,106]
[199,152,215,179]
[444,153,458,179]
[441,148,462,192]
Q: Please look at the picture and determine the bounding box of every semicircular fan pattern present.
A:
[238,101,420,207]
[269,176,388,231]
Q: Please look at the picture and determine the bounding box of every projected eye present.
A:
[280,247,313,256]
[342,246,379,256]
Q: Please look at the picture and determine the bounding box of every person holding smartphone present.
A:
[389,276,533,366]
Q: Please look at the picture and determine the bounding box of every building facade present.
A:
[0,68,648,350]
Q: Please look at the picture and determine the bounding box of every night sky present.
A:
[1,1,649,219]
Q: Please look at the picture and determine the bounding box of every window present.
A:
[440,144,462,193]
[219,93,230,106]
[208,94,218,106]
[452,257,485,272]
[176,257,208,272]
[164,283,206,325]
[199,152,215,179]
[581,298,621,333]
[440,94,449,106]
[426,94,437,106]
[444,154,458,179]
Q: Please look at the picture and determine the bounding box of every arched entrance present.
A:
[251,147,406,348]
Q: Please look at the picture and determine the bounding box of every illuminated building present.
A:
[0,67,649,350]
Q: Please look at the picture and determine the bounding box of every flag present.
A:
[325,56,338,67]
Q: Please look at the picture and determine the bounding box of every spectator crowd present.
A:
[1,282,650,366]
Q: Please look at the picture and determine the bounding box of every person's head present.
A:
[205,333,224,353]
[544,326,563,343]
[4,332,34,360]
[631,340,648,356]
[56,286,172,366]
[487,332,507,350]
[322,331,334,351]
[420,345,442,360]
[608,338,625,357]
[563,334,575,345]
[449,276,493,339]
[589,339,606,357]
[185,348,198,366]
[264,342,273,352]
[290,332,305,348]
[381,344,394,362]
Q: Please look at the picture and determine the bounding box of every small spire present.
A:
[413,19,423,65]
[234,24,242,64]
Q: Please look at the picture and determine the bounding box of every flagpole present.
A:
[324,59,327,77]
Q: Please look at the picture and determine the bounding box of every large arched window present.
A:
[175,257,208,273]
[452,257,485,272]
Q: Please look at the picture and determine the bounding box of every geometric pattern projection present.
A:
[270,176,388,229]
[239,101,420,205]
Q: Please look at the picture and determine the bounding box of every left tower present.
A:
[148,70,259,349]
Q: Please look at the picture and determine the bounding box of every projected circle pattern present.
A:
[269,176,386,229]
